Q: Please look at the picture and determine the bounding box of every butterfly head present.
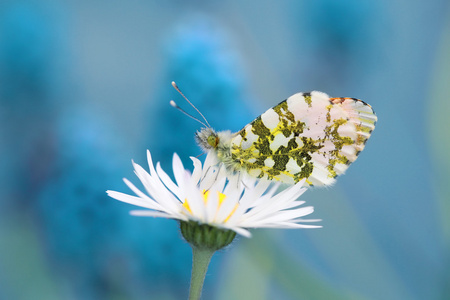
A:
[195,127,219,150]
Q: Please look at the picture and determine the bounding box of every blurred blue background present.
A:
[1,1,449,299]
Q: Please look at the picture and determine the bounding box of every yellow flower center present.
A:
[182,190,238,223]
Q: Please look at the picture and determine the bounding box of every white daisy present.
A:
[106,150,321,239]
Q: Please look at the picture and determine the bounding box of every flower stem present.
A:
[188,246,215,300]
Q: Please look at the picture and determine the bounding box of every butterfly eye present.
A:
[207,135,218,148]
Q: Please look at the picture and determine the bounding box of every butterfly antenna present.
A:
[170,100,208,128]
[172,81,212,128]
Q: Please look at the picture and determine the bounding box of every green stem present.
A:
[188,246,215,300]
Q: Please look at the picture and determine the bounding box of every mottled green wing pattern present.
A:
[229,91,377,186]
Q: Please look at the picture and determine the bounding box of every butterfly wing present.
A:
[229,91,377,186]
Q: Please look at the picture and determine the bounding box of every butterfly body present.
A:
[195,91,377,186]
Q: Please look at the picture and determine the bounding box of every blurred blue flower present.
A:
[145,15,253,168]
[37,107,136,299]
[0,2,60,210]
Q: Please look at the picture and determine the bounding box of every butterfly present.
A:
[171,82,377,186]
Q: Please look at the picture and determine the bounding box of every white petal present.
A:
[277,201,307,210]
[234,228,252,237]
[248,184,280,208]
[203,151,219,174]
[222,175,244,198]
[172,153,187,190]
[127,166,181,215]
[209,174,227,195]
[290,218,322,223]
[228,226,252,237]
[190,156,203,185]
[106,190,163,210]
[205,188,220,223]
[147,150,161,179]
[156,162,182,199]
[199,166,219,191]
[245,183,305,219]
[183,174,206,221]
[244,222,321,229]
[254,206,315,224]
[130,210,186,220]
[133,166,181,214]
[227,180,272,224]
[123,178,158,204]
[132,161,160,198]
[216,181,242,224]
